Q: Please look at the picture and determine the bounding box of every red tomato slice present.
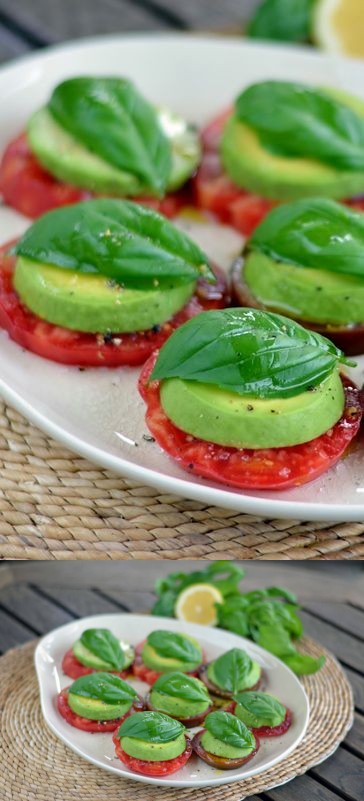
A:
[251,708,292,738]
[0,133,190,219]
[139,353,363,491]
[113,731,192,776]
[61,649,131,680]
[132,641,202,686]
[0,242,228,367]
[57,688,134,732]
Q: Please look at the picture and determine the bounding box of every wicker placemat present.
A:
[0,637,353,800]
[0,400,364,560]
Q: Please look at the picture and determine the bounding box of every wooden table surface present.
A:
[0,561,363,800]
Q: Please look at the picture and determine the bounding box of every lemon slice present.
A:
[175,583,223,626]
[313,0,364,58]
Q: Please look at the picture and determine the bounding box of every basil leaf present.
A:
[235,81,364,171]
[151,308,349,399]
[13,199,214,288]
[265,587,297,604]
[284,653,326,675]
[147,630,201,663]
[233,691,286,727]
[48,77,171,196]
[248,0,314,42]
[212,648,253,694]
[216,597,251,638]
[153,672,210,703]
[80,629,125,670]
[117,711,185,743]
[68,673,137,704]
[250,197,364,279]
[204,711,255,750]
[248,604,296,657]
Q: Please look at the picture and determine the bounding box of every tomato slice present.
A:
[113,731,192,776]
[192,729,260,770]
[57,688,137,732]
[139,354,363,491]
[132,641,202,686]
[0,133,190,219]
[61,649,131,680]
[0,242,228,367]
[251,708,292,738]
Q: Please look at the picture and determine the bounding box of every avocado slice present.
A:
[244,250,364,326]
[142,636,202,674]
[120,733,186,761]
[68,692,132,721]
[13,257,195,334]
[200,730,254,759]
[72,639,134,671]
[221,88,364,201]
[160,369,345,449]
[149,688,209,719]
[207,660,261,692]
[27,106,200,195]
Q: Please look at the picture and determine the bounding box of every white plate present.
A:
[1,34,364,522]
[35,613,309,788]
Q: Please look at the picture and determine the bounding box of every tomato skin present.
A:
[0,133,190,220]
[61,649,131,680]
[0,242,228,367]
[139,354,363,491]
[113,731,192,776]
[132,641,202,686]
[57,688,143,732]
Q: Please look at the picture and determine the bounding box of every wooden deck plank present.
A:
[0,23,31,63]
[345,713,364,758]
[311,747,364,801]
[126,0,258,30]
[265,772,349,801]
[96,586,156,612]
[345,668,364,714]
[303,602,364,640]
[0,606,35,651]
[298,610,363,673]
[0,584,72,631]
[34,586,126,617]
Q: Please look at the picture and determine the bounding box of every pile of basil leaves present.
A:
[151,561,325,675]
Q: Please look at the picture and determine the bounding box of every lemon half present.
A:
[175,583,223,626]
[313,0,364,58]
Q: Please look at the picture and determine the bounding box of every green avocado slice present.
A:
[27,107,200,195]
[221,88,364,201]
[244,250,364,326]
[68,692,132,721]
[72,639,134,671]
[120,733,186,761]
[149,688,209,719]
[200,730,254,759]
[13,257,195,334]
[159,368,345,449]
[141,636,202,674]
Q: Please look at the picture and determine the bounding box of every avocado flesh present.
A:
[160,369,344,450]
[68,692,132,721]
[244,250,364,326]
[235,698,285,729]
[14,257,195,334]
[221,89,364,201]
[72,639,134,670]
[142,637,202,674]
[149,689,209,718]
[207,660,261,692]
[200,731,254,759]
[120,733,186,761]
[27,107,200,195]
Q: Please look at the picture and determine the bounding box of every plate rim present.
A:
[34,611,310,789]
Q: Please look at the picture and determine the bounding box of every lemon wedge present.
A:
[175,583,223,626]
[313,0,364,58]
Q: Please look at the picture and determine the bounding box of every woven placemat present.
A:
[0,637,353,801]
[1,400,364,560]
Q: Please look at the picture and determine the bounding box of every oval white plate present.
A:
[35,613,309,788]
[1,34,364,521]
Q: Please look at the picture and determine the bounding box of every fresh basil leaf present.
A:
[80,629,125,670]
[272,603,304,639]
[234,691,286,727]
[150,308,349,399]
[216,597,251,638]
[248,604,296,657]
[212,648,253,694]
[204,711,255,750]
[13,199,214,289]
[117,711,185,742]
[265,587,297,604]
[152,591,178,618]
[283,653,326,675]
[248,0,314,42]
[153,672,210,702]
[250,197,364,279]
[147,631,201,663]
[48,76,171,196]
[235,82,364,171]
[68,672,137,704]
[152,561,243,617]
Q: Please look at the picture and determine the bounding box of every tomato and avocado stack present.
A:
[139,307,362,490]
[0,198,227,366]
[57,672,144,733]
[133,631,204,685]
[0,76,200,219]
[195,81,364,235]
[192,710,259,770]
[232,691,292,738]
[62,628,135,680]
[232,197,364,355]
[113,711,192,776]
[199,648,262,700]
[146,671,212,726]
